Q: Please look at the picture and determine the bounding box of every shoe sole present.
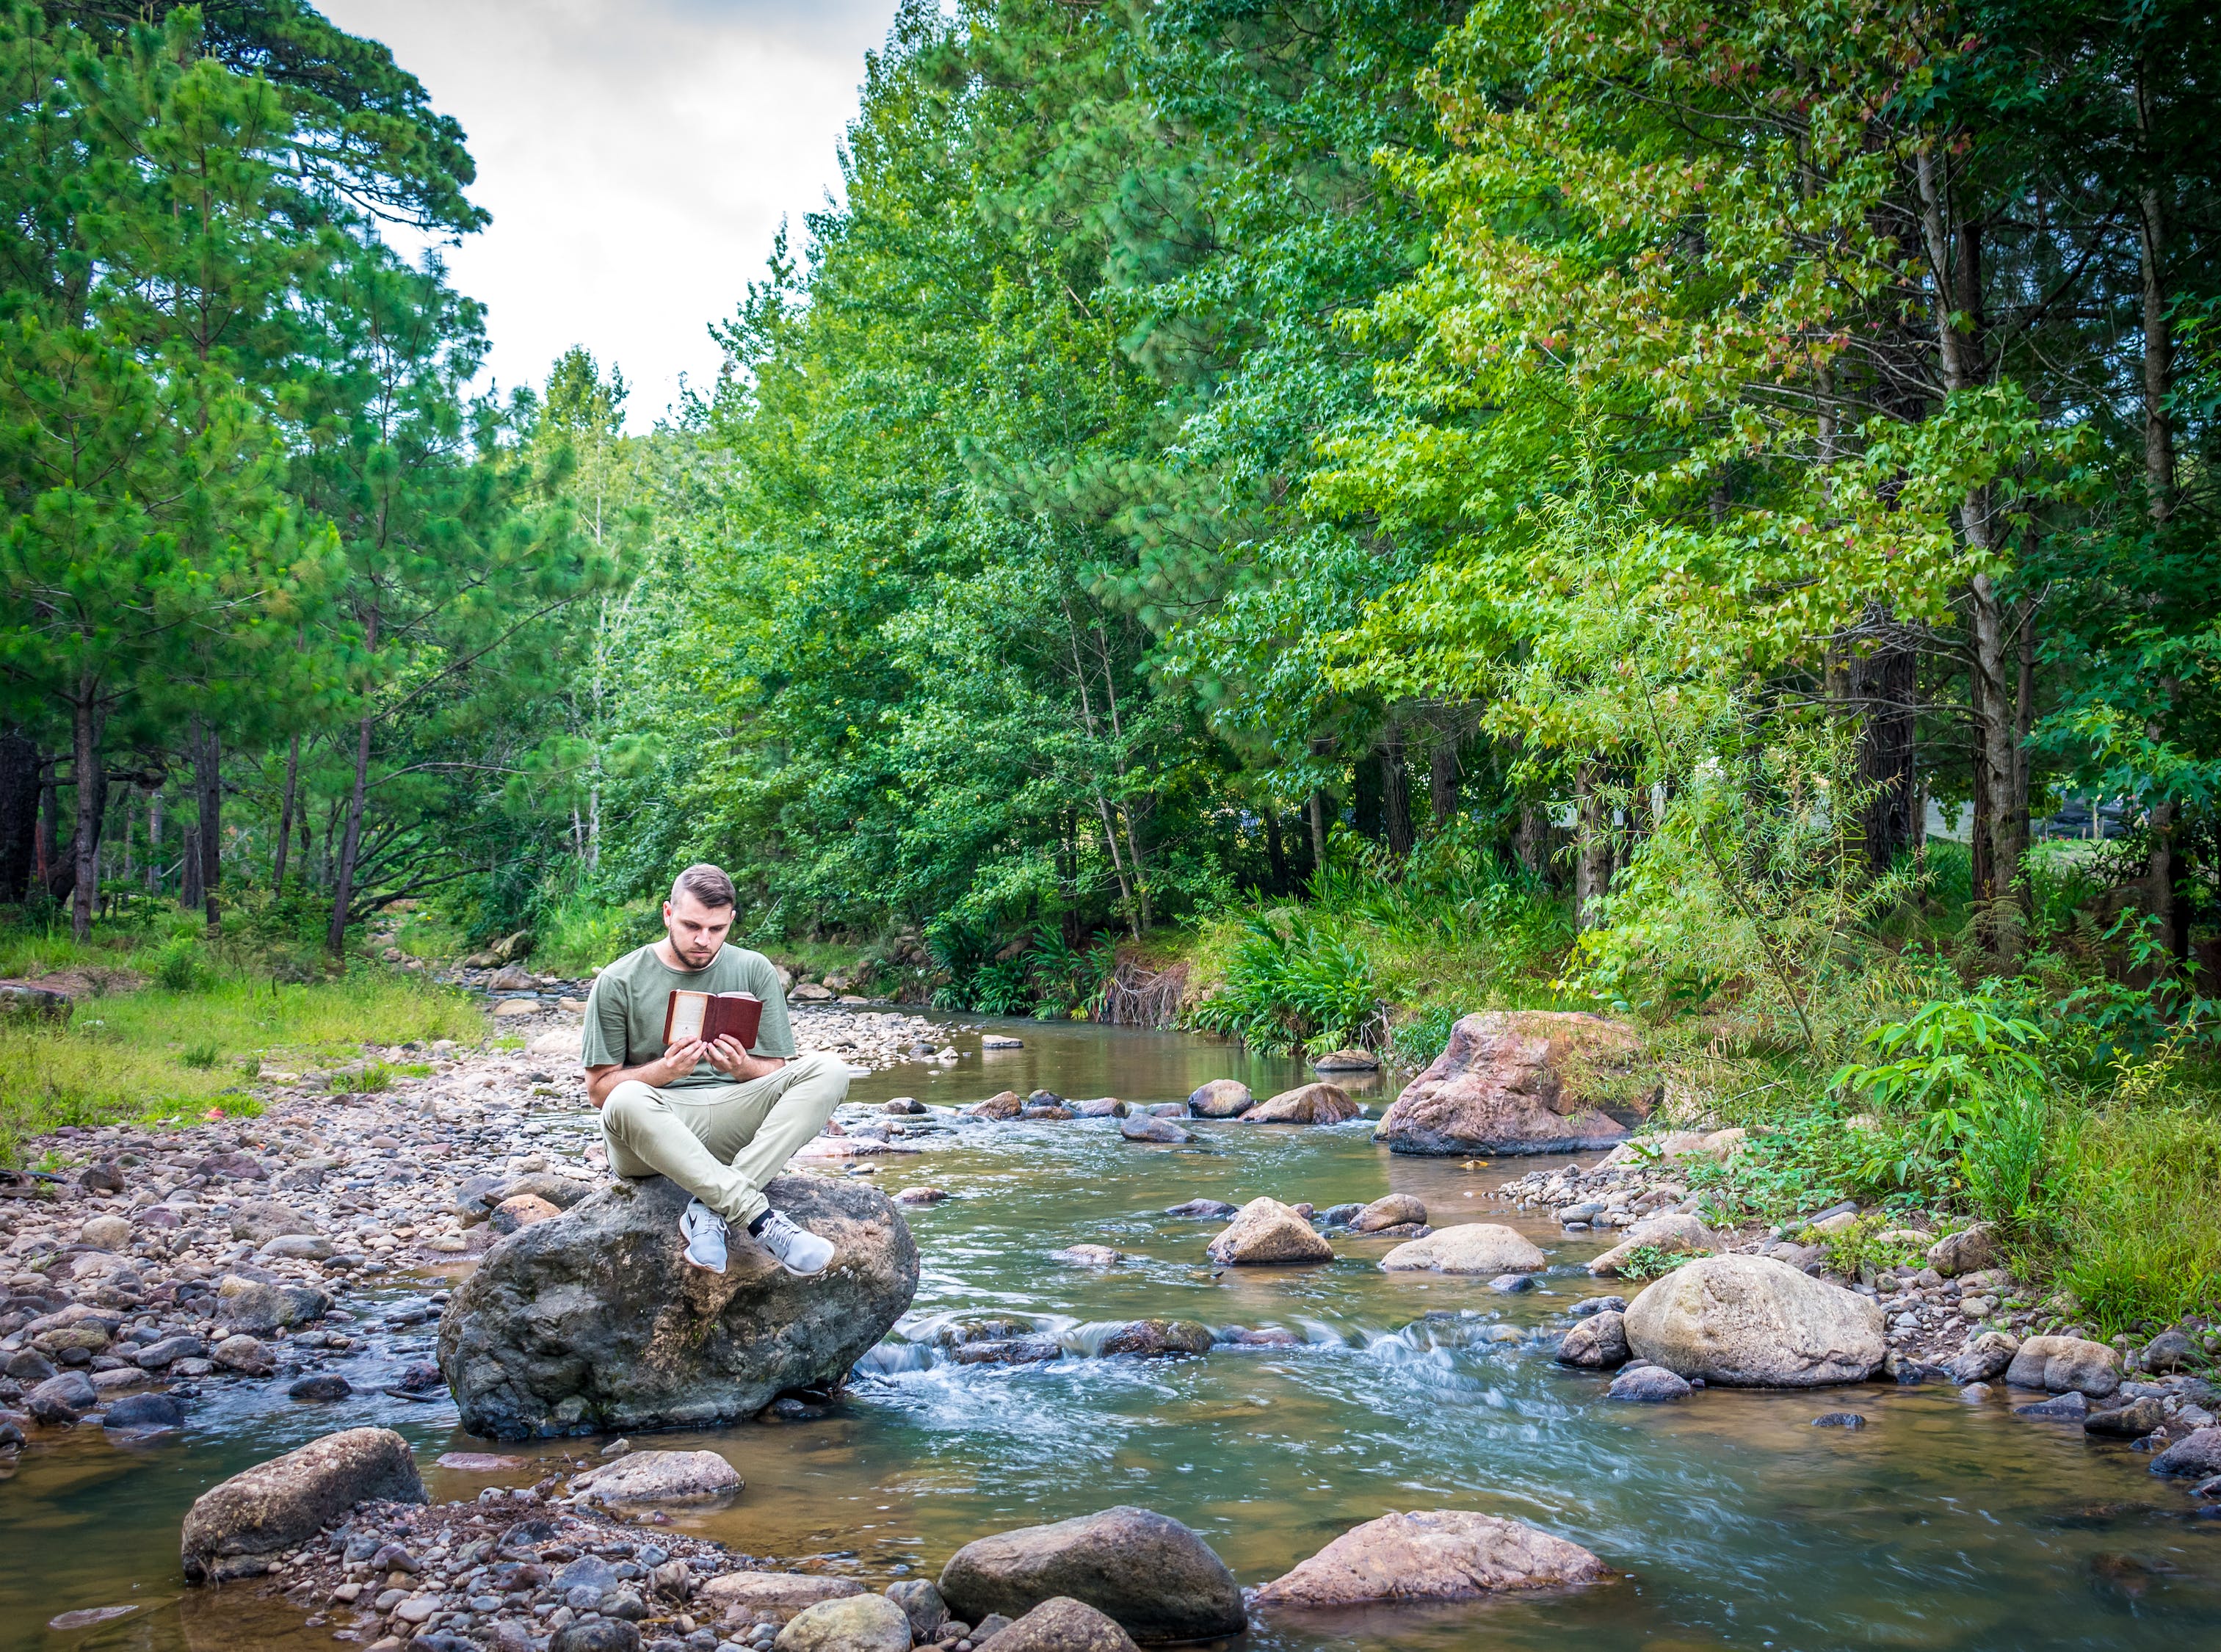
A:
[679,1209,728,1275]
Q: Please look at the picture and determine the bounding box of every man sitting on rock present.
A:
[582,863,847,1276]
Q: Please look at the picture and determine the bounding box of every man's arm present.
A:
[586,1041,709,1109]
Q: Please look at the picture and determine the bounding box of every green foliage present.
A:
[1391,1003,1460,1068]
[328,1061,393,1095]
[1188,912,1380,1057]
[151,936,207,993]
[2054,1100,2221,1333]
[180,1041,220,1070]
[1610,1245,1687,1282]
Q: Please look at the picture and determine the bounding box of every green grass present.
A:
[2048,1098,2221,1333]
[1,967,485,1166]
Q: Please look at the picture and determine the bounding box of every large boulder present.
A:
[1239,1083,1360,1125]
[437,1173,919,1438]
[181,1427,424,1582]
[1623,1255,1884,1387]
[1379,1224,1546,1276]
[1205,1198,1333,1265]
[1372,1011,1642,1156]
[1249,1510,1608,1606]
[938,1507,1245,1643]
[1185,1081,1252,1119]
[572,1449,742,1507]
[2003,1336,2120,1399]
[1586,1212,1717,1278]
[977,1597,1138,1652]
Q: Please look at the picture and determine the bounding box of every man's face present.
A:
[663,891,735,968]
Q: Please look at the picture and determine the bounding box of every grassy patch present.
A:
[0,968,483,1166]
[2048,1099,2221,1333]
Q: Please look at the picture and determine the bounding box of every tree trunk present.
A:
[1428,728,1459,828]
[1353,748,1383,841]
[146,789,163,892]
[1574,758,1611,931]
[180,814,203,911]
[0,728,37,902]
[1264,808,1287,895]
[1307,788,1327,881]
[273,731,299,892]
[69,689,104,941]
[1514,801,1548,879]
[327,712,374,954]
[38,756,62,898]
[1382,728,1413,857]
[194,718,222,936]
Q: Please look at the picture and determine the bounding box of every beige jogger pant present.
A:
[598,1049,850,1225]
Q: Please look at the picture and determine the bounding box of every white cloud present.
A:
[319,0,899,428]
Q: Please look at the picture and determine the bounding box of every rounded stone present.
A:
[772,1594,912,1652]
[1379,1224,1546,1276]
[938,1507,1244,1643]
[1624,1255,1885,1387]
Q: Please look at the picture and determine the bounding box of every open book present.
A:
[662,989,764,1050]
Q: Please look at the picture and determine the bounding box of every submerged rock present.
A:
[1205,1198,1333,1265]
[1239,1083,1360,1125]
[1378,1224,1545,1276]
[1096,1320,1213,1358]
[1623,1255,1884,1387]
[2003,1336,2120,1399]
[1118,1115,1195,1144]
[181,1427,424,1582]
[1372,1011,1640,1156]
[1249,1510,1608,1606]
[437,1173,918,1438]
[1164,1200,1236,1220]
[938,1506,1245,1643]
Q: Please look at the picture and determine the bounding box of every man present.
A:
[582,863,847,1275]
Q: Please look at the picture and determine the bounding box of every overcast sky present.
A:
[320,0,902,429]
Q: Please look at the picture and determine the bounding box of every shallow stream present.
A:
[6,1019,2220,1651]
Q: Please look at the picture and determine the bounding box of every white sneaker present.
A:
[680,1199,729,1273]
[753,1209,836,1276]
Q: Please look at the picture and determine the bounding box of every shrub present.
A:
[181,1041,220,1070]
[151,935,205,991]
[1187,912,1380,1057]
[1391,1003,1460,1068]
[2051,1100,2221,1333]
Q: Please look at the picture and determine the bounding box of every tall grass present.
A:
[2051,1100,2221,1333]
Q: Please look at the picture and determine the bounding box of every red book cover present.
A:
[662,990,764,1049]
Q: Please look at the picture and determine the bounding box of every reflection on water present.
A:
[7,1017,2220,1652]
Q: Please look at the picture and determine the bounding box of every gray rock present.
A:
[212,1334,272,1374]
[1810,1412,1866,1429]
[1555,1311,1630,1369]
[975,1597,1138,1651]
[1946,1331,2020,1385]
[1206,1198,1332,1265]
[772,1595,911,1652]
[1095,1321,1213,1358]
[1185,1081,1252,1119]
[885,1579,948,1642]
[216,1280,330,1336]
[104,1391,185,1431]
[26,1370,98,1422]
[2151,1427,2221,1478]
[288,1374,352,1402]
[181,1427,424,1582]
[1350,1194,1428,1233]
[1068,1097,1127,1118]
[2086,1397,2166,1438]
[6,1350,57,1384]
[1239,1083,1359,1125]
[1608,1365,1692,1402]
[1117,1115,1194,1145]
[505,1171,593,1210]
[438,1173,918,1438]
[1373,1010,1639,1156]
[456,1173,509,1217]
[2143,1330,2197,1373]
[971,1617,1015,1644]
[1925,1223,1999,1278]
[551,1620,641,1652]
[1568,1296,1628,1319]
[1624,1255,1883,1387]
[1489,1273,1536,1293]
[137,1336,207,1370]
[2004,1336,2120,1399]
[1248,1510,1607,1606]
[573,1449,743,1507]
[939,1507,1245,1643]
[1163,1200,1236,1219]
[2015,1391,2089,1421]
[228,1200,319,1245]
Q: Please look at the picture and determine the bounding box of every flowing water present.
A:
[6,1018,2220,1651]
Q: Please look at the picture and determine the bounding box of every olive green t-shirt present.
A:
[580,943,797,1089]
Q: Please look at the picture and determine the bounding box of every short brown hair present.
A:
[670,863,736,911]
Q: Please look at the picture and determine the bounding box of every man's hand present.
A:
[705,1036,786,1083]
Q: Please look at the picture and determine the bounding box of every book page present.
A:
[667,990,708,1043]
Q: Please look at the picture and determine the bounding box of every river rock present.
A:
[259,1233,334,1261]
[26,1369,98,1421]
[772,1594,912,1652]
[978,1597,1138,1651]
[1249,1510,1608,1606]
[1623,1255,1884,1386]
[79,1214,134,1250]
[1070,1096,1128,1117]
[1119,1115,1195,1144]
[104,1392,185,1432]
[1051,1245,1123,1267]
[1946,1330,2021,1385]
[938,1506,1245,1643]
[1164,1200,1236,1219]
[0,982,70,1024]
[2143,1329,2197,1372]
[1240,1083,1359,1125]
[437,1173,919,1438]
[136,1335,206,1370]
[2151,1427,2221,1478]
[1372,1010,1640,1156]
[216,1278,330,1336]
[1926,1223,1999,1278]
[229,1200,319,1245]
[973,1091,1025,1120]
[1097,1320,1214,1358]
[1205,1198,1333,1265]
[551,1623,638,1652]
[1186,1081,1252,1119]
[1587,1212,1719,1278]
[885,1579,948,1642]
[1351,1194,1428,1233]
[2086,1396,2167,1438]
[1556,1311,1630,1369]
[212,1333,272,1374]
[2004,1336,2120,1399]
[1311,1048,1380,1071]
[1608,1364,1692,1401]
[490,1193,563,1235]
[1379,1224,1545,1275]
[700,1573,865,1625]
[573,1448,742,1507]
[288,1374,352,1402]
[181,1427,424,1582]
[2015,1390,2088,1421]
